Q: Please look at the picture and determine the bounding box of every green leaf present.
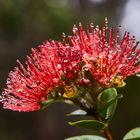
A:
[98,94,123,113]
[41,99,55,109]
[67,109,87,116]
[68,120,106,131]
[65,135,107,140]
[98,88,118,121]
[123,127,140,140]
[123,137,140,140]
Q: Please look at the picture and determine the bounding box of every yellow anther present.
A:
[63,86,76,98]
[111,76,126,88]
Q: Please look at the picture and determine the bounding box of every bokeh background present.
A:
[0,0,140,140]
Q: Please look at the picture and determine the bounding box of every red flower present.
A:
[1,18,140,112]
[0,40,82,112]
[69,18,140,87]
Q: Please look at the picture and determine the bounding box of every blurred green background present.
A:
[0,0,140,140]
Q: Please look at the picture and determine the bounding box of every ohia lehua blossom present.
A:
[0,18,139,112]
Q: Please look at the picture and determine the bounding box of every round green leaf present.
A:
[98,88,118,121]
[123,127,140,140]
[65,135,107,140]
[68,120,106,131]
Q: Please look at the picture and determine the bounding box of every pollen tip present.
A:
[90,22,94,28]
[62,32,66,38]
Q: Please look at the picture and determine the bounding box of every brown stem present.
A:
[94,114,113,140]
[103,126,113,140]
